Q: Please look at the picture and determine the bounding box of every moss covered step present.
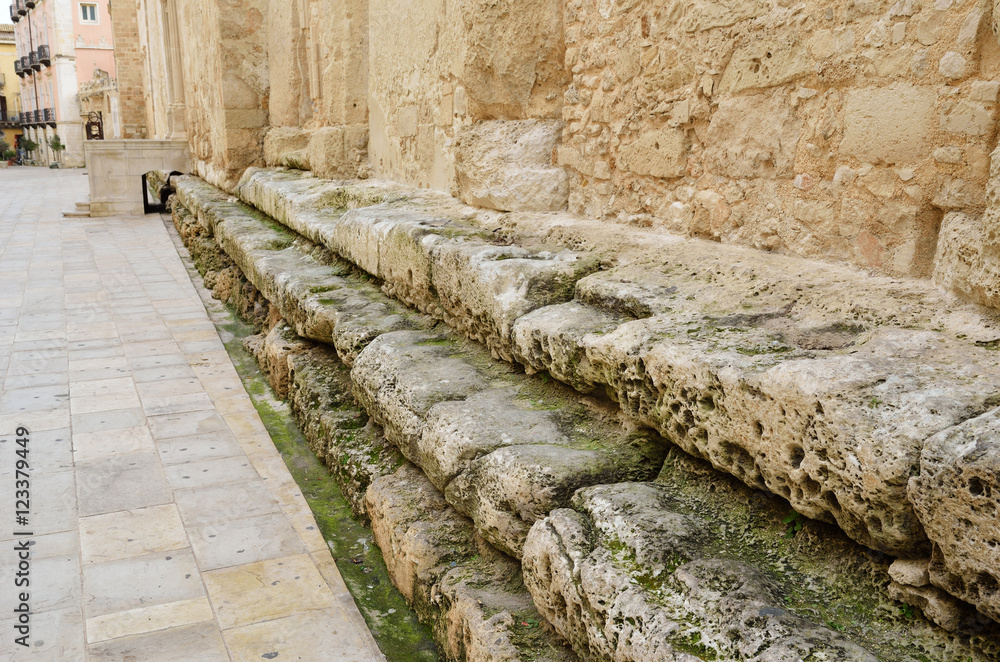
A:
[366,464,578,662]
[511,267,1000,561]
[351,329,666,558]
[174,175,427,364]
[235,168,601,362]
[522,450,1000,662]
[244,323,404,518]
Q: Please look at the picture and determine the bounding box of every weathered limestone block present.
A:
[910,407,1000,623]
[840,84,936,164]
[457,0,566,119]
[175,176,420,363]
[431,243,600,362]
[511,302,627,393]
[351,331,490,462]
[617,128,688,179]
[933,209,1000,310]
[522,483,879,661]
[888,581,966,633]
[417,390,570,491]
[364,464,576,661]
[244,322,314,398]
[263,127,311,169]
[510,266,1000,557]
[445,440,663,557]
[720,34,813,94]
[454,120,568,212]
[703,94,801,178]
[352,329,666,557]
[308,125,370,180]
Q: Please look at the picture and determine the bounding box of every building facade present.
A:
[11,0,117,166]
[0,23,22,151]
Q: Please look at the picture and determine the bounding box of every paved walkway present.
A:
[0,168,385,661]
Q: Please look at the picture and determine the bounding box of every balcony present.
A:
[16,0,24,16]
[28,51,39,72]
[25,0,33,7]
[14,59,23,78]
[44,108,55,127]
[0,110,18,128]
[37,44,50,67]
[9,4,18,22]
[20,56,30,77]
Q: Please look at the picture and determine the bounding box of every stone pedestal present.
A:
[84,140,189,217]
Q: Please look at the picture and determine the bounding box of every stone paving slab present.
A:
[0,168,385,661]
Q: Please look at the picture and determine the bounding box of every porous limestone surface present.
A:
[220,168,1000,618]
[910,407,1000,623]
[175,175,423,363]
[520,450,1000,661]
[244,323,405,519]
[525,499,879,661]
[170,175,1000,657]
[351,330,666,557]
[236,168,600,361]
[364,464,578,662]
[453,119,569,212]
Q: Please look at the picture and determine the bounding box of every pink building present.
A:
[11,0,117,166]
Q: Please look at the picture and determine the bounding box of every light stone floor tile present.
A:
[187,511,306,571]
[71,391,143,414]
[137,376,205,399]
[225,607,381,662]
[71,406,146,434]
[0,469,76,538]
[0,553,81,614]
[72,425,155,463]
[0,427,73,475]
[203,554,337,629]
[174,480,282,528]
[148,409,230,440]
[0,170,383,660]
[69,375,138,398]
[164,455,259,490]
[0,607,86,662]
[141,391,216,416]
[156,431,245,465]
[86,597,216,644]
[83,548,205,618]
[76,450,173,517]
[88,621,230,662]
[80,504,188,564]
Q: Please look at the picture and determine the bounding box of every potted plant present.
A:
[48,134,66,168]
[2,150,13,167]
[0,140,9,167]
[21,138,37,165]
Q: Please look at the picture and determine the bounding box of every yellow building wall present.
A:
[0,38,22,153]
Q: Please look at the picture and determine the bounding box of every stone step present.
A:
[62,199,91,217]
[223,168,1000,623]
[168,172,1000,656]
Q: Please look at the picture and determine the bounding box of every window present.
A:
[80,3,98,23]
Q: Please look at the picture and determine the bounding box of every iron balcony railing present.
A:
[37,44,50,66]
[20,56,31,76]
[9,3,18,22]
[28,51,39,71]
[44,108,55,126]
[25,0,34,8]
[14,59,23,78]
[33,109,42,125]
[16,0,25,16]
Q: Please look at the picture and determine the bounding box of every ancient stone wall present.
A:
[109,0,148,139]
[559,0,999,278]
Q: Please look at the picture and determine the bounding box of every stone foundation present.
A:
[159,169,1000,660]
